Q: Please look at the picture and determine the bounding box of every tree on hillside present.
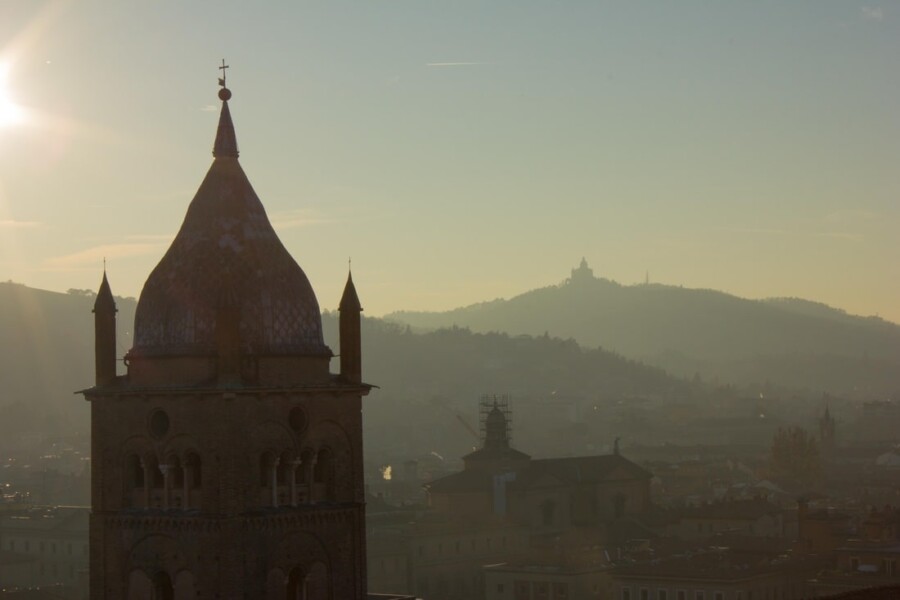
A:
[769,426,821,489]
[67,288,96,297]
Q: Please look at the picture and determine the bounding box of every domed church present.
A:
[83,74,369,599]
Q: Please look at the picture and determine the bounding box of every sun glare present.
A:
[0,63,25,127]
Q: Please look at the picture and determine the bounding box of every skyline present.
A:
[0,2,898,321]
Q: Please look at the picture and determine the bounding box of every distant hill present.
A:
[321,314,687,401]
[386,264,900,395]
[0,282,689,434]
[0,281,136,432]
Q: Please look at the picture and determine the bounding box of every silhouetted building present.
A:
[567,258,595,285]
[808,506,900,597]
[820,405,837,464]
[426,403,652,527]
[665,498,787,540]
[390,400,653,599]
[81,81,370,598]
[611,548,819,600]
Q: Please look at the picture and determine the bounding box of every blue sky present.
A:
[0,1,897,320]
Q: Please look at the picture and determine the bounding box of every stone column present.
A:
[289,458,302,507]
[160,464,171,510]
[270,457,280,507]
[141,459,150,509]
[304,457,317,503]
[183,463,192,509]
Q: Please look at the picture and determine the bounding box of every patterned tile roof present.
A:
[132,92,328,357]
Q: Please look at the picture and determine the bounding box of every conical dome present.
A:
[132,90,329,357]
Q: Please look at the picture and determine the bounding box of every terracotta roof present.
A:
[613,549,815,581]
[676,498,779,521]
[132,91,328,357]
[512,454,651,489]
[424,469,494,494]
[462,446,531,463]
[427,453,650,494]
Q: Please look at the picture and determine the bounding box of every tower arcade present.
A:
[83,81,368,599]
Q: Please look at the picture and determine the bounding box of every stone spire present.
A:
[93,269,117,386]
[339,268,362,312]
[213,86,239,158]
[339,268,362,383]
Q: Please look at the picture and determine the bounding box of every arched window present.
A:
[185,452,201,488]
[125,454,144,489]
[277,451,293,486]
[147,455,163,489]
[151,571,173,600]
[169,456,184,489]
[313,448,335,501]
[287,566,306,600]
[286,563,329,600]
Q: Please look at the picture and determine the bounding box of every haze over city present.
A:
[0,1,898,321]
[3,3,900,600]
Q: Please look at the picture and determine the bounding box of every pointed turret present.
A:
[213,87,239,158]
[93,270,117,386]
[339,269,362,383]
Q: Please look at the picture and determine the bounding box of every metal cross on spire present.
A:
[218,59,229,88]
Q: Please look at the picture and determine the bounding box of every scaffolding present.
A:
[478,393,512,446]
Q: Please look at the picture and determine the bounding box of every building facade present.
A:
[82,82,369,599]
[0,506,88,594]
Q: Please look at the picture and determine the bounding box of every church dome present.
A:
[132,89,329,357]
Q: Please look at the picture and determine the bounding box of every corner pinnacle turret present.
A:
[93,268,117,386]
[339,267,363,384]
[339,268,362,312]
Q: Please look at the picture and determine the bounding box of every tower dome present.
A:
[484,404,509,449]
[132,86,329,357]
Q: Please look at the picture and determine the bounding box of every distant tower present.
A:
[92,270,117,386]
[479,394,512,448]
[819,404,836,461]
[462,395,531,478]
[82,74,370,599]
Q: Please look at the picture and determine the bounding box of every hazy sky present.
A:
[0,1,898,322]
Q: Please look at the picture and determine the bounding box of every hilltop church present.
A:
[83,77,370,598]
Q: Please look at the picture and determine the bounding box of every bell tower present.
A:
[83,73,369,599]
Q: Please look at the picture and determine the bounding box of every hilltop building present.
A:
[567,258,595,285]
[82,79,370,598]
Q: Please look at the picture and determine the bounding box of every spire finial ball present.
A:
[218,87,232,101]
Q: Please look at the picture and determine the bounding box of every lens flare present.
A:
[0,62,25,127]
